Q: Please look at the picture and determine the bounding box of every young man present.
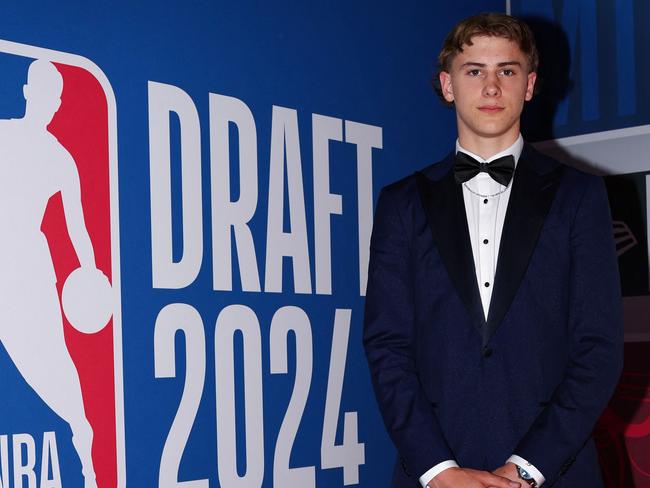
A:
[363,13,623,488]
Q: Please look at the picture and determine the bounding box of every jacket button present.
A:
[482,347,493,358]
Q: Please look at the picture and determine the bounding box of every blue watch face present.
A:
[518,466,533,479]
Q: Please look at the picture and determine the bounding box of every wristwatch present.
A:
[516,465,538,487]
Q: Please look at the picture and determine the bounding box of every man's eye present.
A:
[500,69,515,76]
[468,69,481,76]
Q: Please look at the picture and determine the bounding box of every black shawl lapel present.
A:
[416,156,486,332]
[485,144,561,342]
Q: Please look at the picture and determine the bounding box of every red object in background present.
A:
[40,63,117,488]
[596,342,650,488]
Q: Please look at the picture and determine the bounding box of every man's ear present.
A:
[525,71,537,101]
[439,71,454,103]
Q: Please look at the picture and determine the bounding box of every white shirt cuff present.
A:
[508,454,546,486]
[419,460,459,487]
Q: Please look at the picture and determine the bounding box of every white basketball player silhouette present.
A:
[0,59,105,488]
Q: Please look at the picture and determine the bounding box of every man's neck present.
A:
[457,132,521,161]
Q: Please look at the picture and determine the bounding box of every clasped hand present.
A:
[428,463,521,488]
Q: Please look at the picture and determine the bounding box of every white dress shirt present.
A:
[419,135,545,488]
[460,136,520,320]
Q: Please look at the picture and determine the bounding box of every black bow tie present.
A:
[454,152,515,186]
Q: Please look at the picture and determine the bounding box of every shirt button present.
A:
[484,282,490,287]
[483,239,489,244]
[483,198,488,204]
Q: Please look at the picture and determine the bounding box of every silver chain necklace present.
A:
[462,181,509,198]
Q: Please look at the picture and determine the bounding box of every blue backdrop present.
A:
[0,1,505,487]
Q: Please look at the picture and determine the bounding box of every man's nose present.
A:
[483,73,501,97]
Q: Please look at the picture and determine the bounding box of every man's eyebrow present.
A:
[459,61,523,68]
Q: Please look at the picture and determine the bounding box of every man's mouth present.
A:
[478,106,504,113]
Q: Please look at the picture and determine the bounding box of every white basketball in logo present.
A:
[62,267,113,334]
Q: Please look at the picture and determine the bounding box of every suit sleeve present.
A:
[363,186,454,479]
[515,175,624,482]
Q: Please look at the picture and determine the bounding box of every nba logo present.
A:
[0,40,124,487]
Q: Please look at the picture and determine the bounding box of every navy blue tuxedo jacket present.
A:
[363,144,623,487]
